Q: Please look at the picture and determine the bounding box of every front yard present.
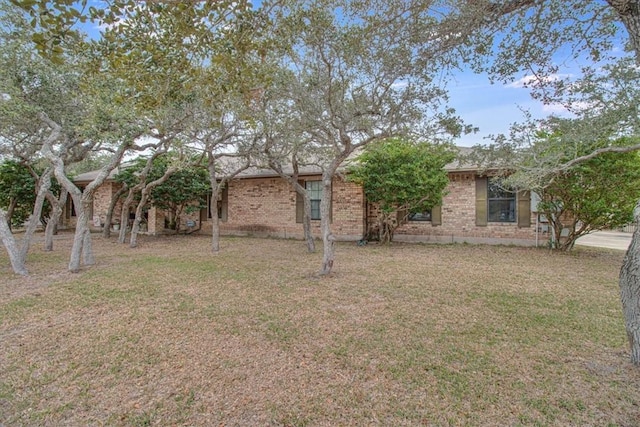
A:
[0,234,638,426]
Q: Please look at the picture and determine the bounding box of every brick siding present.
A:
[201,175,365,240]
[91,182,123,228]
[74,171,540,245]
[392,172,537,245]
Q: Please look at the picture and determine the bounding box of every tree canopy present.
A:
[537,143,640,250]
[348,139,456,243]
[0,160,37,228]
[115,155,209,232]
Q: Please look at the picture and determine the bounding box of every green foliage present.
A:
[150,163,209,217]
[537,145,640,249]
[349,139,455,214]
[116,155,209,229]
[10,0,89,62]
[348,139,455,243]
[0,160,36,227]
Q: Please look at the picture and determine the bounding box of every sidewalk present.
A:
[576,230,632,251]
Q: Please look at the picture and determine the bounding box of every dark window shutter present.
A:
[431,205,442,226]
[517,190,531,228]
[295,180,304,223]
[475,177,488,227]
[220,186,228,222]
[200,194,208,222]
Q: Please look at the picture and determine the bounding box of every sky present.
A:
[79,1,624,150]
[447,70,548,147]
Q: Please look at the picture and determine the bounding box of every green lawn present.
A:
[1,234,638,426]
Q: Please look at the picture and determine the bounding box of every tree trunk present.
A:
[103,184,127,238]
[607,0,640,63]
[620,200,640,365]
[211,203,221,252]
[302,192,315,253]
[130,195,149,248]
[82,221,95,266]
[5,198,17,230]
[44,187,67,251]
[68,193,95,272]
[118,189,136,243]
[319,173,335,276]
[207,152,249,254]
[291,179,316,252]
[38,111,130,273]
[19,168,52,261]
[266,156,316,252]
[0,209,28,276]
[67,202,89,273]
[378,212,395,245]
[208,173,223,252]
[130,167,176,248]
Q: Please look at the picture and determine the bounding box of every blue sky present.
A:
[80,1,623,150]
[447,71,542,147]
[446,55,626,147]
[79,1,551,149]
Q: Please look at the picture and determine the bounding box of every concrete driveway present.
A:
[576,230,633,251]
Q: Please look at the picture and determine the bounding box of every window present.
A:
[66,187,91,219]
[296,179,331,223]
[409,210,432,221]
[476,177,531,228]
[487,181,516,222]
[306,180,322,220]
[200,187,228,222]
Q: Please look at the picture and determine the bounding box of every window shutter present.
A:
[475,177,488,227]
[295,180,304,223]
[431,205,442,226]
[220,186,228,222]
[517,190,531,228]
[200,193,208,222]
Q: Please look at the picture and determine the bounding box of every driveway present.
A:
[576,230,632,251]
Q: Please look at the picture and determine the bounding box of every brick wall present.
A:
[79,171,540,245]
[63,182,124,230]
[89,182,124,230]
[391,172,538,245]
[199,175,365,240]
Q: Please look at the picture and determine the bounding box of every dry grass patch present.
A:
[1,233,639,426]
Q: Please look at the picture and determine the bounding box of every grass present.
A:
[0,233,639,426]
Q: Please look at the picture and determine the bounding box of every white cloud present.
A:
[542,101,593,115]
[391,80,408,89]
[505,73,572,89]
[541,103,568,114]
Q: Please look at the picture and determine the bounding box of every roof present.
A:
[73,167,121,183]
[72,145,480,183]
[445,146,478,172]
[233,146,479,179]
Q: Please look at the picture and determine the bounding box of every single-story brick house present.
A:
[69,149,541,245]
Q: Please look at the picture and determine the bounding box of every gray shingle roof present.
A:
[72,146,480,183]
